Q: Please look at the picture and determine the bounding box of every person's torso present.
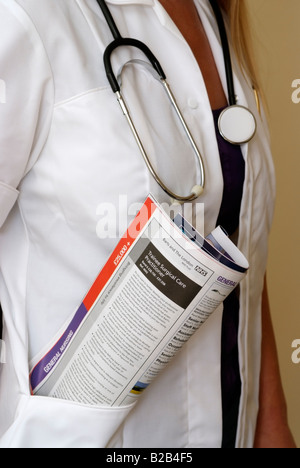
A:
[0,0,275,448]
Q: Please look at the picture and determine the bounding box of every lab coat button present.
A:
[188,98,199,109]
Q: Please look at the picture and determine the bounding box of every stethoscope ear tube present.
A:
[97,0,167,93]
[97,0,205,201]
[103,38,166,93]
[115,78,205,203]
[96,0,257,201]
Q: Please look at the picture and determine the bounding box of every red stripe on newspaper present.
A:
[83,196,156,311]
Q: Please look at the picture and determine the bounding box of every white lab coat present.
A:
[0,0,275,448]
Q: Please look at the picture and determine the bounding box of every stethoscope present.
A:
[95,0,257,202]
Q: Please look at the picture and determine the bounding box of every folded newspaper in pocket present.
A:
[30,195,249,407]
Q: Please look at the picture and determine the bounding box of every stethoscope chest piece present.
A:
[218,105,257,145]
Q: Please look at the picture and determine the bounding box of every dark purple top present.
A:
[212,107,245,448]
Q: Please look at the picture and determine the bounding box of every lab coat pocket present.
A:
[1,394,135,448]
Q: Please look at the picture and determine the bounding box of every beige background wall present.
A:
[246,0,300,447]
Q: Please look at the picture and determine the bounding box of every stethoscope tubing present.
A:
[97,0,237,105]
[96,0,206,202]
[104,38,166,93]
[209,0,236,106]
[95,0,256,201]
